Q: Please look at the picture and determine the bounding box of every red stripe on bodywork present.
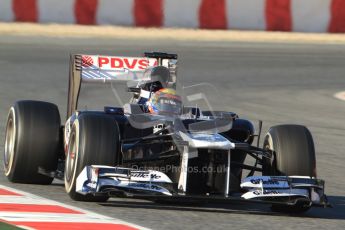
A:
[134,0,163,27]
[266,0,291,31]
[329,0,345,32]
[199,0,227,29]
[0,188,22,196]
[0,204,83,214]
[13,0,38,22]
[75,0,98,25]
[11,222,138,230]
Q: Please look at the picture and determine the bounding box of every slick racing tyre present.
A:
[4,100,61,184]
[64,113,120,202]
[262,124,316,213]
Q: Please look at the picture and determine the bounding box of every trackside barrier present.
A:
[0,0,344,33]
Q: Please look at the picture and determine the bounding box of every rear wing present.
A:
[67,52,178,118]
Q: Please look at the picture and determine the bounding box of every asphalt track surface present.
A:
[0,35,345,229]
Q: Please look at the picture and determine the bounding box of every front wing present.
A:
[76,165,330,208]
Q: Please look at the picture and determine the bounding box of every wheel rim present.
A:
[262,135,275,176]
[4,108,16,176]
[65,131,78,192]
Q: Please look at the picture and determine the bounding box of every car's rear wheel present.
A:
[64,113,120,202]
[4,100,61,184]
[262,124,316,213]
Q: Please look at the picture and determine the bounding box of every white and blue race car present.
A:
[4,52,329,213]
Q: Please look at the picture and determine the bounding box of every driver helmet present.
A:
[146,88,182,115]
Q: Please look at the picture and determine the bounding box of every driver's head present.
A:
[146,88,182,115]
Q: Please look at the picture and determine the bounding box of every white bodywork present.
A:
[79,55,176,83]
[76,166,173,196]
[240,176,324,204]
[179,131,235,150]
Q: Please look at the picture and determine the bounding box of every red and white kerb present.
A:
[0,185,147,230]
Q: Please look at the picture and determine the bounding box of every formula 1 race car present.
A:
[4,52,330,213]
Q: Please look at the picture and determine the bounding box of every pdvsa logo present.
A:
[82,55,94,67]
[98,57,157,70]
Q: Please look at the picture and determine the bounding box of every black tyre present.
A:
[263,124,316,213]
[64,113,120,202]
[4,100,61,184]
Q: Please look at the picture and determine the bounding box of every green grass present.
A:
[0,221,23,230]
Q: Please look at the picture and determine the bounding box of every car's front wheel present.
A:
[262,124,316,213]
[64,113,120,202]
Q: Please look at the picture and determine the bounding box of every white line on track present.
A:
[334,91,345,102]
